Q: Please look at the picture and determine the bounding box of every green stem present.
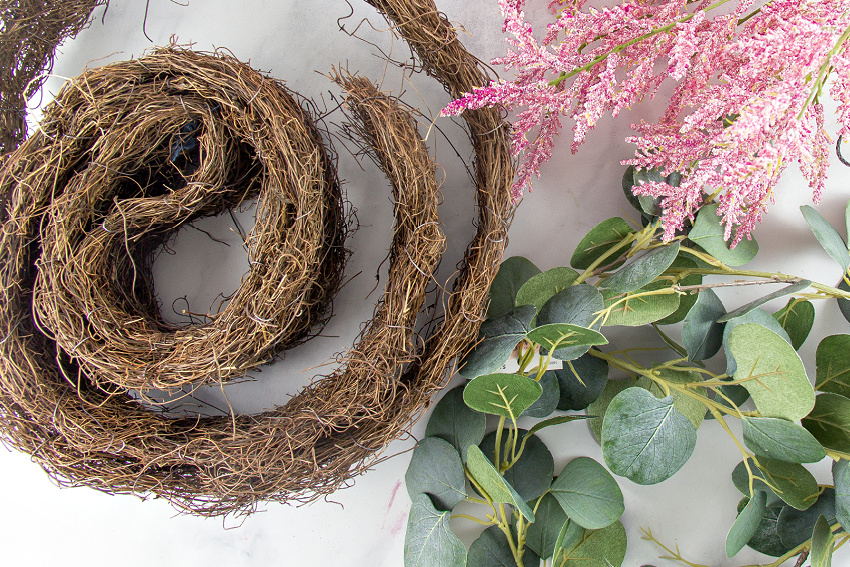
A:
[494,416,506,470]
[666,266,850,301]
[450,513,496,526]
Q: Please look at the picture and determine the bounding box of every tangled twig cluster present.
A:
[0,0,514,516]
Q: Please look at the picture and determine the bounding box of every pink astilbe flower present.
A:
[441,0,850,244]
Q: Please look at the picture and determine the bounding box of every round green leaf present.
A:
[556,520,628,567]
[587,379,632,442]
[728,324,814,422]
[738,502,793,557]
[742,417,826,463]
[527,324,608,362]
[601,387,696,485]
[467,526,539,567]
[777,488,836,549]
[722,308,792,376]
[480,430,554,502]
[731,458,820,511]
[550,457,624,529]
[465,445,535,521]
[523,371,560,418]
[815,335,850,397]
[463,373,543,419]
[459,305,536,379]
[405,437,468,511]
[601,241,680,294]
[656,256,702,325]
[601,280,681,327]
[727,490,767,557]
[425,384,486,459]
[802,393,850,453]
[404,493,466,567]
[801,204,850,273]
[837,278,850,326]
[571,217,635,271]
[525,493,570,560]
[773,298,815,350]
[649,368,706,430]
[689,203,758,266]
[811,514,834,567]
[488,257,541,319]
[682,288,725,361]
[537,284,605,360]
[556,352,609,411]
[832,459,850,531]
[516,267,580,318]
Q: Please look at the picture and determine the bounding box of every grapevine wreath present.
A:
[0,0,514,515]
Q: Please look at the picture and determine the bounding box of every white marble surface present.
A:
[1,1,848,565]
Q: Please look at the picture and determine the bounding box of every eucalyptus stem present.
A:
[494,415,506,470]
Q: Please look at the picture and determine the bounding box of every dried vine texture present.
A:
[0,0,515,516]
[0,0,106,154]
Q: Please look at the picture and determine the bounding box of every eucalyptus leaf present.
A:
[726,490,767,557]
[773,298,815,350]
[717,279,812,323]
[777,488,836,549]
[480,430,554,502]
[537,285,605,359]
[553,519,585,563]
[731,460,784,508]
[731,458,819,511]
[740,503,793,557]
[816,335,850,397]
[526,493,571,560]
[464,372,542,420]
[556,353,609,411]
[801,205,850,272]
[649,368,706,429]
[837,278,850,325]
[527,324,608,361]
[722,307,791,376]
[601,387,696,484]
[682,287,725,361]
[404,493,466,567]
[460,305,536,378]
[802,393,850,454]
[627,165,679,216]
[522,370,560,418]
[689,203,759,266]
[758,458,820,511]
[516,267,580,320]
[588,379,633,442]
[601,241,680,294]
[601,280,680,327]
[425,384,486,459]
[467,525,538,567]
[571,217,635,271]
[405,437,468,510]
[742,417,826,463]
[832,459,850,531]
[550,457,624,529]
[728,323,814,422]
[556,520,628,567]
[811,515,834,567]
[656,256,702,325]
[465,445,535,521]
[488,257,541,319]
